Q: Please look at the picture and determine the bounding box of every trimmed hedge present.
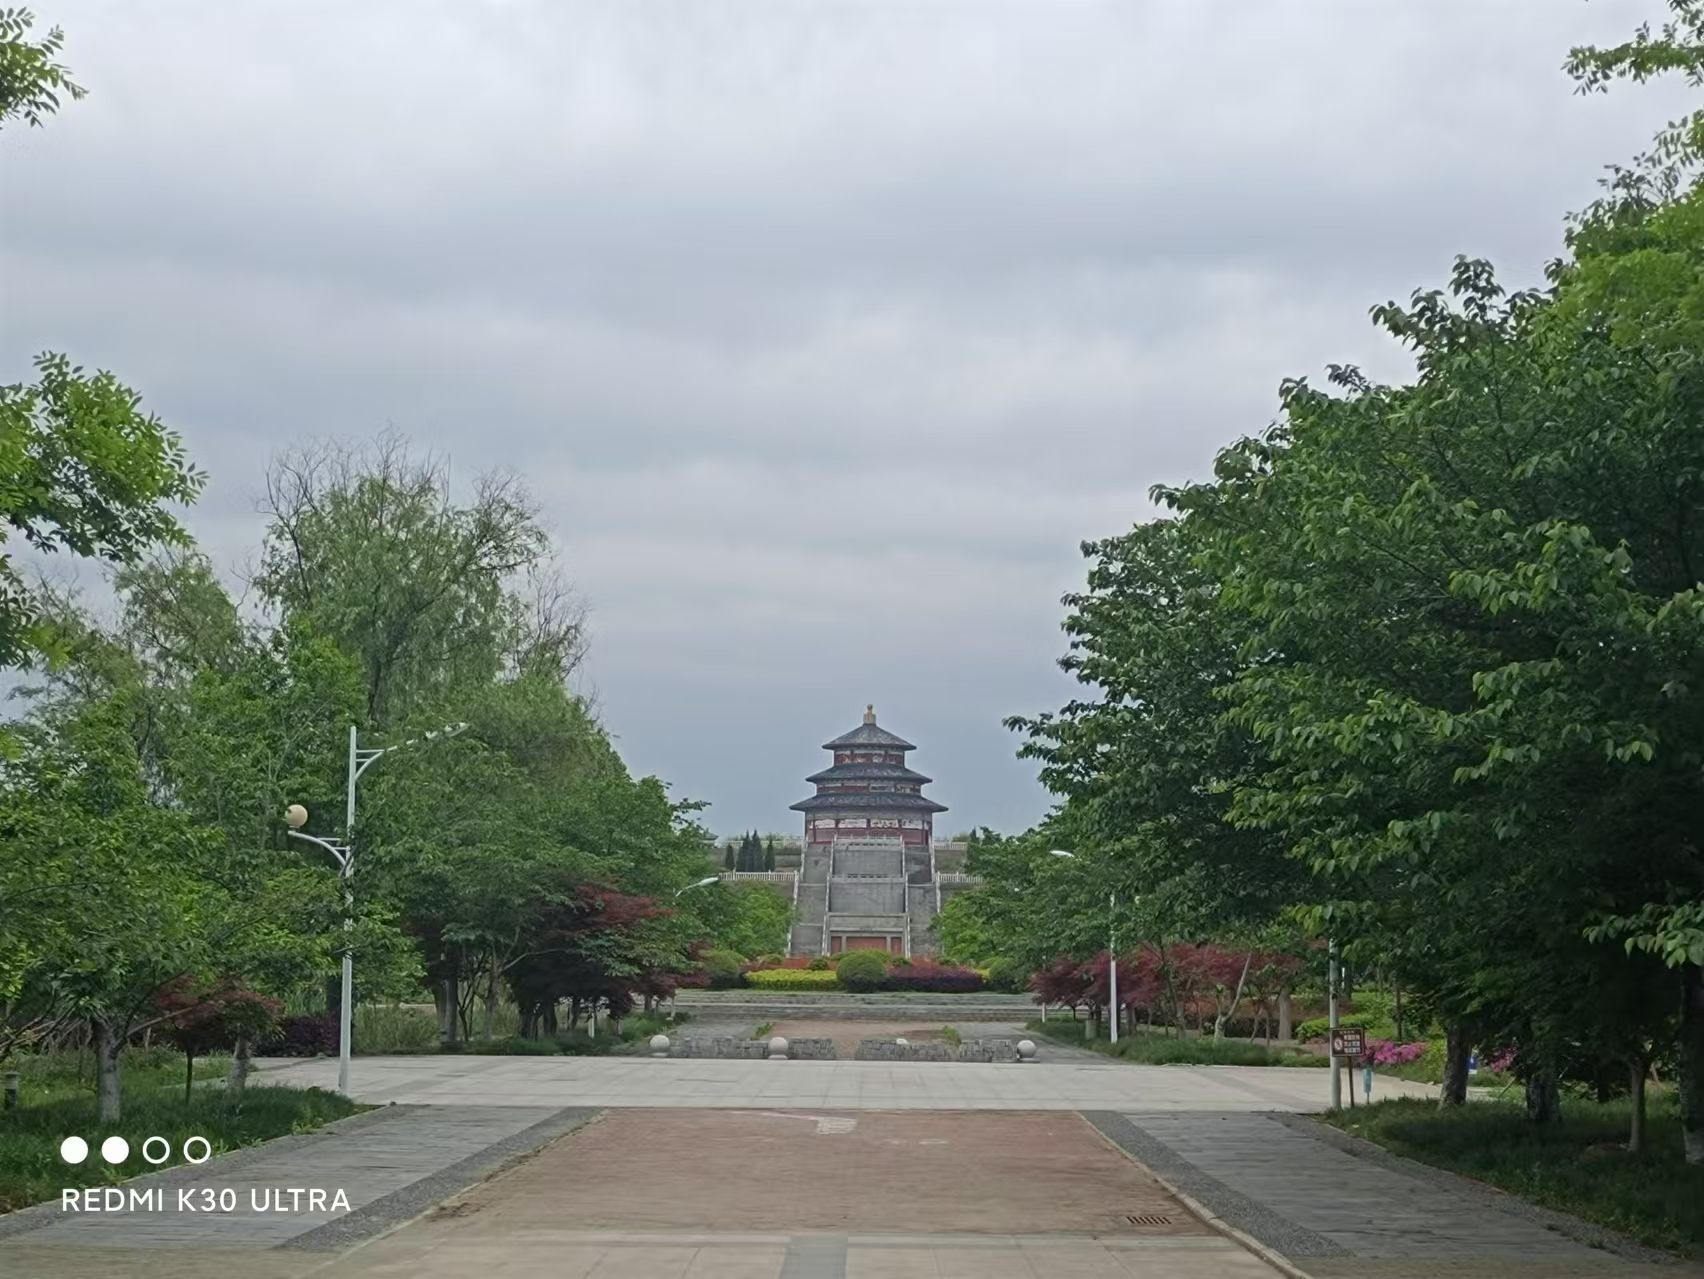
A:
[736,958,987,994]
[745,969,842,990]
[883,962,983,993]
[835,949,892,991]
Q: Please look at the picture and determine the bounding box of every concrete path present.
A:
[0,1104,593,1257]
[336,1229,1282,1277]
[1089,1111,1698,1278]
[254,1053,1436,1111]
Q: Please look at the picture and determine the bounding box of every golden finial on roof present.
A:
[864,704,876,724]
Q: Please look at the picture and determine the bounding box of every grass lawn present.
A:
[1027,1019,1327,1067]
[1324,1095,1704,1259]
[0,1047,361,1214]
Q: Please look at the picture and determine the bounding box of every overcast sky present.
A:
[1,1,1691,837]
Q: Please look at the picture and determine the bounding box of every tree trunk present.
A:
[229,1034,252,1099]
[1393,987,1404,1043]
[435,981,453,1046]
[92,1018,123,1124]
[1594,1060,1616,1105]
[1277,989,1293,1042]
[1629,1055,1647,1155]
[1524,1067,1561,1124]
[1213,952,1255,1042]
[184,1050,196,1105]
[481,962,497,1042]
[1439,1024,1470,1107]
[1681,963,1704,1165]
[443,972,461,1047]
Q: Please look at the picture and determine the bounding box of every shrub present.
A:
[1368,1038,1428,1068]
[755,953,786,966]
[701,950,747,989]
[835,949,892,991]
[354,1003,440,1053]
[807,955,831,971]
[884,962,984,993]
[982,957,1027,993]
[257,1013,338,1057]
[1295,1013,1373,1043]
[744,969,841,990]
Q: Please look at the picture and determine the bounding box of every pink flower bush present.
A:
[1367,1038,1427,1066]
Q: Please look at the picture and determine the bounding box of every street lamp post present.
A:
[1050,850,1118,1045]
[285,721,466,1096]
[668,876,722,1022]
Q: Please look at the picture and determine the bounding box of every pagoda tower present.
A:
[791,705,947,850]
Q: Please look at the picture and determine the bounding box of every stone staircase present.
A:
[907,882,938,954]
[787,836,960,958]
[790,881,828,956]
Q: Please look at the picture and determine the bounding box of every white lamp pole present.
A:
[1050,850,1118,1045]
[667,876,722,1022]
[286,720,466,1096]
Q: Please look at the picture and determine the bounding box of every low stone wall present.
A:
[854,1039,955,1061]
[669,1035,839,1059]
[785,1037,837,1060]
[671,1037,767,1059]
[957,1037,1019,1063]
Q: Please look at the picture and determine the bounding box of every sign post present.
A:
[1330,1025,1366,1108]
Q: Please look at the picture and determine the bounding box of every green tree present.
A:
[0,355,204,671]
[0,7,84,129]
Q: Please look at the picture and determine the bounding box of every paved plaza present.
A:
[248,1052,1438,1111]
[2,1054,1695,1279]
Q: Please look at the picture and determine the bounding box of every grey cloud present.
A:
[1,0,1691,833]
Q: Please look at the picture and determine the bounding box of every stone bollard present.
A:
[2,1070,18,1109]
[649,1034,671,1059]
[1017,1039,1038,1063]
[767,1036,790,1061]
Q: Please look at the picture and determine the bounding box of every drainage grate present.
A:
[1124,1214,1173,1227]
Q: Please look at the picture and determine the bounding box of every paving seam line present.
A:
[0,1102,411,1241]
[1078,1111,1320,1279]
[282,1105,604,1254]
[1270,1111,1678,1266]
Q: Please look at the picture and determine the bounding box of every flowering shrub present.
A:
[1367,1038,1427,1067]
